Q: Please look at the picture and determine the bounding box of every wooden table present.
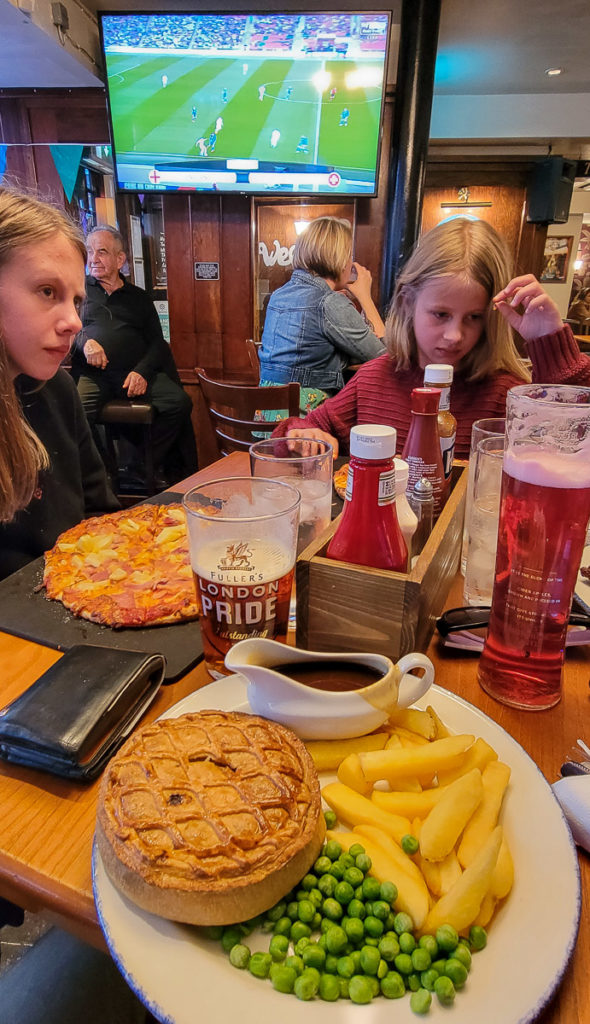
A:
[0,454,588,1022]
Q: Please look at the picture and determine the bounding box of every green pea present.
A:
[334,881,354,905]
[323,898,343,921]
[469,925,488,951]
[348,843,365,858]
[301,873,318,891]
[350,949,363,974]
[221,926,244,952]
[261,919,275,934]
[317,933,327,951]
[324,953,339,974]
[349,975,373,1004]
[302,943,326,970]
[362,877,381,901]
[359,945,381,975]
[418,934,438,958]
[314,855,332,875]
[347,898,366,919]
[294,936,311,956]
[266,901,287,922]
[436,924,459,952]
[340,853,355,868]
[249,952,272,979]
[407,972,421,992]
[364,915,384,938]
[368,976,381,997]
[308,888,323,907]
[354,884,364,900]
[291,922,311,944]
[319,973,340,1001]
[287,901,299,921]
[431,958,447,975]
[355,853,372,874]
[329,860,344,880]
[323,809,337,829]
[380,970,406,999]
[229,943,250,969]
[399,931,417,954]
[384,912,397,932]
[298,899,315,923]
[337,977,350,998]
[312,912,322,930]
[420,968,440,991]
[324,839,342,861]
[410,987,432,1014]
[285,954,304,975]
[318,873,337,898]
[377,958,389,979]
[434,974,456,1005]
[336,954,355,978]
[364,901,374,917]
[371,900,391,921]
[325,925,348,955]
[320,917,333,934]
[294,969,319,1001]
[394,952,413,975]
[444,958,468,989]
[393,912,414,935]
[401,833,419,855]
[452,943,472,970]
[343,866,364,888]
[411,947,431,972]
[273,917,292,936]
[343,917,364,945]
[270,964,297,993]
[378,934,400,961]
[364,936,379,947]
[379,880,398,905]
[269,934,289,961]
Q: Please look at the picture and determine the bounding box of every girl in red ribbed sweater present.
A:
[271,217,590,457]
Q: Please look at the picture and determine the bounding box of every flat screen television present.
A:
[98,10,390,196]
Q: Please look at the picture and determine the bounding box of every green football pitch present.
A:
[106,54,383,174]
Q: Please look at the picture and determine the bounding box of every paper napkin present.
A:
[552,775,590,853]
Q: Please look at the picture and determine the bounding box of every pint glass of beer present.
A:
[478,385,590,709]
[183,477,300,676]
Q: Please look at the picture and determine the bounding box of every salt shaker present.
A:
[409,477,434,559]
[394,458,418,570]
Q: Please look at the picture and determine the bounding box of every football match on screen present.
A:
[100,12,390,196]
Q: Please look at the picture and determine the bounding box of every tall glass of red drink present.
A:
[478,384,590,709]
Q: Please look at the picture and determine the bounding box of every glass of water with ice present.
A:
[463,435,505,606]
[249,437,334,555]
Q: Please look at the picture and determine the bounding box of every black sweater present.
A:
[0,371,119,581]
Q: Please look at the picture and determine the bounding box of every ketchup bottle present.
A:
[401,388,446,518]
[326,425,407,571]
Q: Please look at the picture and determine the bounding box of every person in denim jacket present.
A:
[258,217,385,414]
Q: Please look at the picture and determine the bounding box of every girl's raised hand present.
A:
[286,427,339,458]
[493,274,563,341]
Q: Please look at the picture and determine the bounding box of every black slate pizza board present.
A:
[0,492,203,683]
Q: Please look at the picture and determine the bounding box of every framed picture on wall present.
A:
[540,236,573,283]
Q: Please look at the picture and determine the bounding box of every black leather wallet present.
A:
[0,645,165,780]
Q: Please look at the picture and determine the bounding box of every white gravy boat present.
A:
[224,638,435,740]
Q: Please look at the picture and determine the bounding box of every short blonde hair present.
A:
[292,216,352,280]
[0,186,86,523]
[385,218,530,382]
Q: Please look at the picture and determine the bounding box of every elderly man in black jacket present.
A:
[71,225,196,484]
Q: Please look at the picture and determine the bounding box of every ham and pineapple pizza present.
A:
[43,504,199,628]
[333,462,349,500]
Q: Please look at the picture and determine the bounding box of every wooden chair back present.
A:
[195,369,301,457]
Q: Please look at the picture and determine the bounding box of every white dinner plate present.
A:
[92,677,581,1024]
[574,544,590,615]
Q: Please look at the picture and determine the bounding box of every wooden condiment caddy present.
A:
[295,465,467,660]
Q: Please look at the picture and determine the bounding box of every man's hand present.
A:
[123,371,148,398]
[83,338,108,369]
[286,427,339,457]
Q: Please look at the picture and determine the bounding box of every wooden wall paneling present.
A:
[190,194,224,373]
[0,99,36,188]
[165,194,199,376]
[220,194,254,379]
[354,93,393,311]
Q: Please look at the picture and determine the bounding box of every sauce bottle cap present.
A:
[410,387,442,414]
[413,476,434,497]
[424,364,454,385]
[394,457,409,492]
[350,424,397,459]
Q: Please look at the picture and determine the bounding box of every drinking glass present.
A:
[460,418,506,575]
[249,437,334,555]
[478,385,590,709]
[183,477,300,676]
[463,436,505,606]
